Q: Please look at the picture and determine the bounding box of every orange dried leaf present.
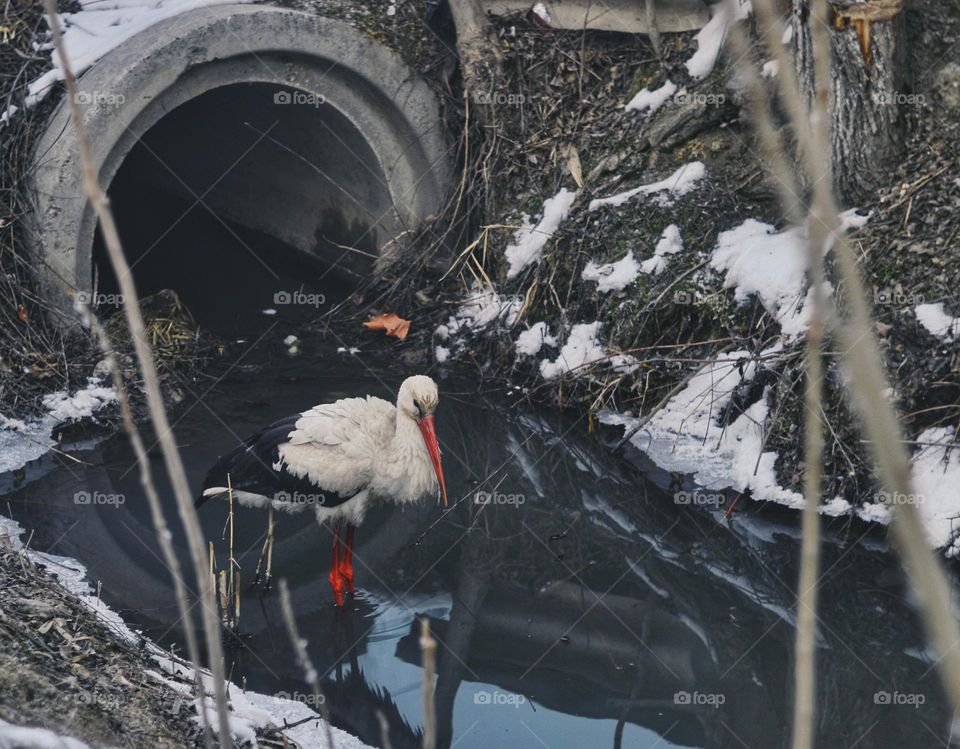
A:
[17,305,27,323]
[363,312,410,340]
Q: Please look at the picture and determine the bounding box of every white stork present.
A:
[197,375,448,606]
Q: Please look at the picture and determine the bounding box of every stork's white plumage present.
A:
[198,375,448,605]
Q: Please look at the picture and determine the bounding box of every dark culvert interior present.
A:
[93,82,390,333]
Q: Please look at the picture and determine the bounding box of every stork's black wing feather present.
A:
[196,413,358,510]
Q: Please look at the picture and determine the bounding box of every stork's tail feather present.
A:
[198,414,302,509]
[196,486,227,508]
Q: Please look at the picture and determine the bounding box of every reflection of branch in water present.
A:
[277,579,336,749]
[434,534,493,749]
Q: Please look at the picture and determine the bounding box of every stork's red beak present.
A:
[417,415,448,507]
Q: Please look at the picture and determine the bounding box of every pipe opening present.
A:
[93,82,389,330]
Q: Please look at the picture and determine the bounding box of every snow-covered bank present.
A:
[600,359,960,557]
[0,513,371,748]
[0,372,117,474]
[433,139,958,554]
[597,347,854,515]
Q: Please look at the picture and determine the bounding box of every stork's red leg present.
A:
[328,522,345,607]
[340,525,356,595]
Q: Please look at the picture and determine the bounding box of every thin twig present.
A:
[40,2,234,743]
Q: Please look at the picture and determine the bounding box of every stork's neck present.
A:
[392,411,423,455]
[370,411,435,502]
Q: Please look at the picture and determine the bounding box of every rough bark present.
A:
[791,0,909,202]
[447,0,506,128]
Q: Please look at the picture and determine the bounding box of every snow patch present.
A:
[909,428,960,556]
[540,322,636,379]
[13,0,251,116]
[709,209,868,338]
[0,374,117,473]
[589,162,706,211]
[443,283,521,339]
[0,720,90,749]
[505,188,578,278]
[437,283,522,360]
[710,219,813,337]
[42,383,116,423]
[516,322,557,357]
[685,0,752,79]
[640,224,685,276]
[582,252,640,292]
[599,348,853,517]
[602,348,960,553]
[915,303,960,340]
[624,79,677,114]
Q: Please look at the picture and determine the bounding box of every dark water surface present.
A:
[3,207,956,748]
[3,334,955,749]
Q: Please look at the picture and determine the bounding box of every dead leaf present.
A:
[363,313,410,341]
[38,618,61,635]
[565,145,583,189]
[17,305,27,323]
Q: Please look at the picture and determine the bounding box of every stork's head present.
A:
[398,375,448,506]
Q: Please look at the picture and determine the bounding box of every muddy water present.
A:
[2,207,955,748]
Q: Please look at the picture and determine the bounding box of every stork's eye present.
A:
[413,399,423,417]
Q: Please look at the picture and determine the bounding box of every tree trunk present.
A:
[791,0,909,203]
[447,0,506,128]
